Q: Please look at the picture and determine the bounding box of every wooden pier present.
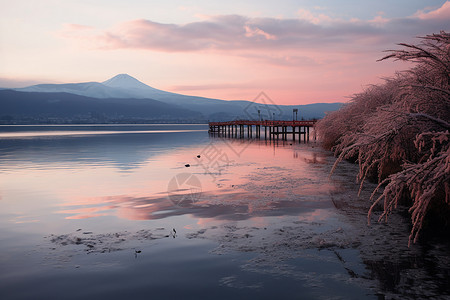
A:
[208,120,317,142]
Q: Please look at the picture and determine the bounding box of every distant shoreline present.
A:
[0,123,209,126]
[0,121,209,125]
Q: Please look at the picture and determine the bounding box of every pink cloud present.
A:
[60,2,448,59]
[414,1,450,20]
[244,25,277,40]
[297,8,333,24]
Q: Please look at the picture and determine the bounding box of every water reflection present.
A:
[0,127,208,171]
[58,191,334,221]
[1,126,447,299]
[37,134,333,222]
[0,126,330,225]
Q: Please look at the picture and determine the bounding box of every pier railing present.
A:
[209,120,316,127]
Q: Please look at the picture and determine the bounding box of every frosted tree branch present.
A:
[317,31,450,246]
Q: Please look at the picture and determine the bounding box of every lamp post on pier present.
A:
[293,108,298,121]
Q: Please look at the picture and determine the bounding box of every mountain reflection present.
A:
[0,126,208,172]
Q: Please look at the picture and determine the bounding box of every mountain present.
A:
[103,74,154,90]
[11,74,343,122]
[16,73,217,104]
[0,90,203,123]
[17,82,135,98]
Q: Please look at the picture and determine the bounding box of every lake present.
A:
[0,125,448,299]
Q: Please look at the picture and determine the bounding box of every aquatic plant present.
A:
[317,32,450,245]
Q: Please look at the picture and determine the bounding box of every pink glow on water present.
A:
[43,140,333,222]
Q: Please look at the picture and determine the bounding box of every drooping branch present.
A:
[368,138,449,246]
[378,32,450,80]
[408,85,450,97]
[317,31,450,245]
[409,113,450,129]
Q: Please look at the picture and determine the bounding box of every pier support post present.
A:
[208,121,315,144]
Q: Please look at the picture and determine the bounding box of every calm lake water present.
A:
[0,125,448,300]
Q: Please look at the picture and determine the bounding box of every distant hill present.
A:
[5,74,343,123]
[0,90,203,124]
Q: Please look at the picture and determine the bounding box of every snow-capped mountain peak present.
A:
[102,74,151,90]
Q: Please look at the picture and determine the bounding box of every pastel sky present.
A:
[0,0,449,104]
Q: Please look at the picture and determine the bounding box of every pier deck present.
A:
[208,120,317,141]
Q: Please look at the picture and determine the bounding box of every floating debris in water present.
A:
[47,229,171,254]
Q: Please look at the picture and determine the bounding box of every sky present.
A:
[0,0,448,105]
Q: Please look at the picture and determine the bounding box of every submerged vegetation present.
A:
[317,32,449,245]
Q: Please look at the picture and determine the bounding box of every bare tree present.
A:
[317,31,449,245]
